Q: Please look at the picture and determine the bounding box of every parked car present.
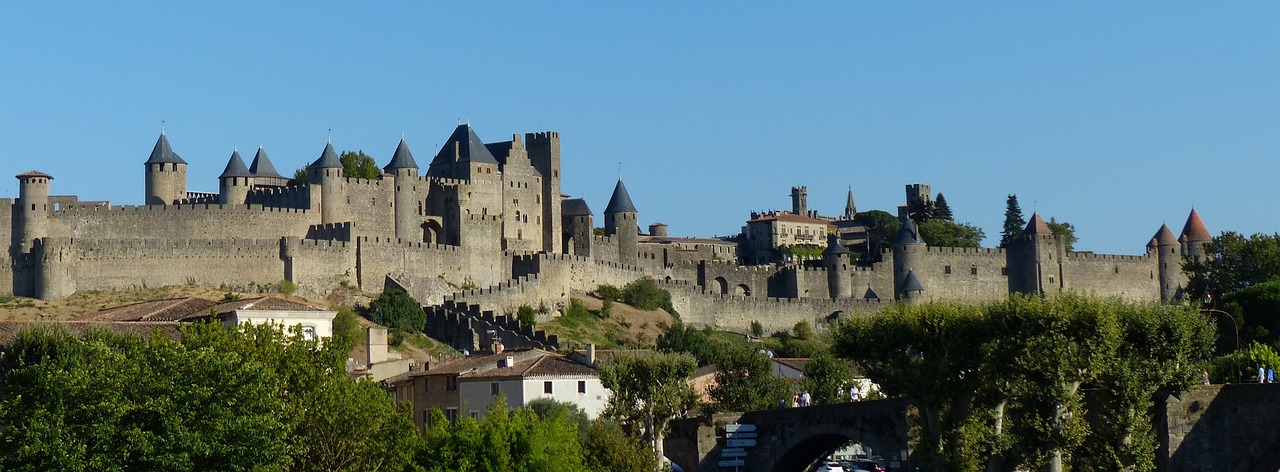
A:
[840,459,885,472]
[815,461,845,472]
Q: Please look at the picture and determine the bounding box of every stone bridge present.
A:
[1157,384,1280,472]
[665,398,913,472]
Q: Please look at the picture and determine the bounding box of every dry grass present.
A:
[0,285,239,321]
[539,290,676,349]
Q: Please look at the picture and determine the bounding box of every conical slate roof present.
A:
[844,186,856,217]
[1153,224,1179,247]
[249,147,285,178]
[309,143,342,169]
[1023,213,1052,235]
[1180,209,1212,242]
[219,150,253,179]
[901,269,924,292]
[384,139,419,171]
[605,179,637,214]
[145,133,186,165]
[893,217,925,245]
[863,286,880,301]
[823,234,850,256]
[430,125,499,169]
[562,198,593,217]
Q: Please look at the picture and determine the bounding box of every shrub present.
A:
[276,279,297,296]
[369,288,426,333]
[792,321,814,340]
[517,305,537,328]
[1212,341,1280,383]
[621,277,677,316]
[597,284,622,303]
[750,321,764,339]
[566,297,590,318]
[601,299,613,319]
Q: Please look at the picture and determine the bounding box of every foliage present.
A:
[277,279,298,296]
[778,244,825,261]
[1000,194,1025,248]
[657,323,732,366]
[583,419,660,472]
[792,320,814,340]
[517,305,537,328]
[708,346,790,412]
[917,219,985,248]
[566,297,590,318]
[596,284,622,303]
[417,395,585,472]
[853,210,901,261]
[600,298,613,319]
[1046,217,1078,253]
[907,194,935,223]
[933,193,954,221]
[598,351,698,461]
[750,320,765,339]
[802,353,854,405]
[1184,232,1280,348]
[291,167,309,186]
[526,398,592,443]
[1211,342,1280,384]
[621,277,677,316]
[332,307,363,347]
[340,150,382,180]
[369,287,426,333]
[222,291,241,302]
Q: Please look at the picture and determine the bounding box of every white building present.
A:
[457,351,609,419]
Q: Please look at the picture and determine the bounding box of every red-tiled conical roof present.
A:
[1023,213,1051,235]
[1180,209,1212,242]
[1154,224,1179,246]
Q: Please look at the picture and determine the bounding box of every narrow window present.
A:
[578,381,587,394]
[971,266,978,275]
[490,382,499,395]
[944,265,952,275]
[544,381,553,394]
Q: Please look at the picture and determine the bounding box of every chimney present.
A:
[587,343,596,365]
[367,326,388,366]
[494,341,504,354]
[504,355,515,367]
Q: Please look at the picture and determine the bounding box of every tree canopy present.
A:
[1046,217,1078,252]
[369,286,426,333]
[1184,231,1280,349]
[1000,194,1025,248]
[598,351,698,462]
[917,219,986,248]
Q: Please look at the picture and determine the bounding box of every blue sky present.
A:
[2,2,1277,254]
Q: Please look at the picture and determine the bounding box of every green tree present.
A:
[802,353,854,406]
[583,419,660,472]
[917,219,985,248]
[907,195,935,223]
[1000,194,1025,248]
[933,193,954,221]
[792,320,814,340]
[369,286,426,333]
[621,277,676,316]
[750,320,765,339]
[417,395,585,472]
[708,346,790,412]
[1211,341,1280,384]
[854,210,901,261]
[340,150,382,180]
[598,351,698,462]
[517,305,538,328]
[1184,232,1280,348]
[290,167,309,186]
[1046,217,1078,252]
[596,284,622,303]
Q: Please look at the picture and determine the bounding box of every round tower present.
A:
[891,216,926,300]
[14,171,52,253]
[823,234,852,299]
[218,150,254,205]
[143,133,188,205]
[1179,209,1212,262]
[604,179,639,266]
[649,222,668,237]
[307,142,345,224]
[1153,224,1181,302]
[385,139,420,241]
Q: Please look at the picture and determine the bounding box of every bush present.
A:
[566,297,590,318]
[750,321,764,339]
[331,307,362,346]
[369,288,426,333]
[597,284,622,303]
[517,305,537,328]
[1212,341,1280,383]
[276,279,297,296]
[622,277,677,316]
[601,299,613,319]
[792,321,814,340]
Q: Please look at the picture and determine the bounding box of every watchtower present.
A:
[791,186,808,215]
[1152,224,1182,302]
[527,131,562,253]
[1007,213,1063,296]
[307,142,345,225]
[143,132,187,205]
[604,179,638,265]
[562,198,593,256]
[823,234,852,299]
[14,170,52,253]
[218,150,253,205]
[384,139,420,241]
[891,216,927,300]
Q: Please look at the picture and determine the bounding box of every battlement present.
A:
[71,237,285,259]
[298,238,352,250]
[356,236,461,253]
[246,184,311,199]
[428,176,469,187]
[526,131,560,141]
[341,176,389,188]
[307,222,355,241]
[1064,251,1151,262]
[53,203,310,215]
[923,246,1006,255]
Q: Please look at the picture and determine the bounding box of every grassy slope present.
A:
[538,291,677,349]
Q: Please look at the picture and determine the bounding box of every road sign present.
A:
[720,448,747,458]
[726,438,757,448]
[725,423,756,433]
[726,432,757,439]
[719,459,746,467]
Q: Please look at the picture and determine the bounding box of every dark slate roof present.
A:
[485,141,512,165]
[249,147,285,179]
[145,133,187,165]
[893,217,925,245]
[1154,224,1179,246]
[430,125,499,170]
[309,143,342,169]
[209,296,329,315]
[383,139,419,171]
[604,179,638,214]
[823,234,850,256]
[219,150,253,179]
[1023,213,1052,235]
[15,170,53,180]
[863,286,880,301]
[901,269,924,292]
[563,198,593,217]
[1180,209,1212,242]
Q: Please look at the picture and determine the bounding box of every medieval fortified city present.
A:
[3,4,1279,472]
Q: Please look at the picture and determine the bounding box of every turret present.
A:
[307,142,345,224]
[527,131,563,254]
[1153,224,1182,302]
[891,216,926,300]
[248,147,288,188]
[384,139,420,241]
[791,186,808,215]
[822,233,852,299]
[604,179,638,265]
[143,132,187,205]
[649,222,668,237]
[14,171,52,253]
[1007,213,1063,296]
[901,269,924,303]
[1179,209,1212,262]
[562,198,593,256]
[218,150,253,205]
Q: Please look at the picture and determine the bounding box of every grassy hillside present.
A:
[538,291,676,349]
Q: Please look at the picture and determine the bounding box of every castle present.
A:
[2,124,1212,336]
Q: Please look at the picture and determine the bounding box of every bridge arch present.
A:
[1250,439,1280,472]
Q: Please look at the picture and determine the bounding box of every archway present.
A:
[422,220,443,244]
[713,277,728,295]
[773,433,856,472]
[735,284,751,297]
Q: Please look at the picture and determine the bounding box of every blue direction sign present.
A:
[719,459,746,467]
[726,431,757,439]
[726,438,757,448]
[725,423,756,433]
[720,448,747,458]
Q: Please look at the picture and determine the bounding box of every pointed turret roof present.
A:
[901,269,924,292]
[249,147,285,179]
[605,179,638,214]
[1153,224,1179,247]
[430,125,499,169]
[384,139,419,172]
[309,143,342,169]
[1180,209,1212,242]
[893,217,925,245]
[219,150,253,179]
[844,186,856,218]
[1023,213,1052,235]
[863,285,880,301]
[823,234,850,256]
[145,133,186,165]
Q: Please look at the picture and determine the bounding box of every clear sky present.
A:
[2,2,1277,255]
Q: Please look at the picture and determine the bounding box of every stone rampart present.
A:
[307,222,356,241]
[909,246,1010,303]
[1060,251,1160,302]
[446,274,560,316]
[67,237,284,293]
[245,185,312,209]
[335,177,396,237]
[356,236,468,299]
[424,301,559,353]
[661,280,882,333]
[289,238,358,298]
[50,204,316,241]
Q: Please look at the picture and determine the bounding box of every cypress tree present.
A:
[933,193,954,221]
[999,194,1025,248]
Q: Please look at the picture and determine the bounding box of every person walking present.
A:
[1269,367,1275,384]
[801,391,812,407]
[1260,366,1267,383]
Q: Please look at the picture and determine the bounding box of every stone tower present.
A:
[900,269,924,303]
[891,216,926,300]
[307,143,345,225]
[1007,213,1063,296]
[527,132,562,254]
[384,139,420,241]
[791,186,808,215]
[649,222,668,237]
[822,233,852,299]
[1152,224,1182,302]
[604,179,638,265]
[143,132,187,205]
[14,171,52,253]
[905,184,932,205]
[1179,209,1212,262]
[218,150,253,205]
[562,198,593,256]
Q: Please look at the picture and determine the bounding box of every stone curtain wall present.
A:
[50,204,317,241]
[1060,252,1162,302]
[68,238,284,293]
[909,247,1010,304]
[334,177,397,238]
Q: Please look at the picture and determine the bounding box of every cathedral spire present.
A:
[844,186,856,219]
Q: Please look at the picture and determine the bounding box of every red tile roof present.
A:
[748,212,831,226]
[75,297,217,322]
[0,321,184,345]
[1180,209,1212,242]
